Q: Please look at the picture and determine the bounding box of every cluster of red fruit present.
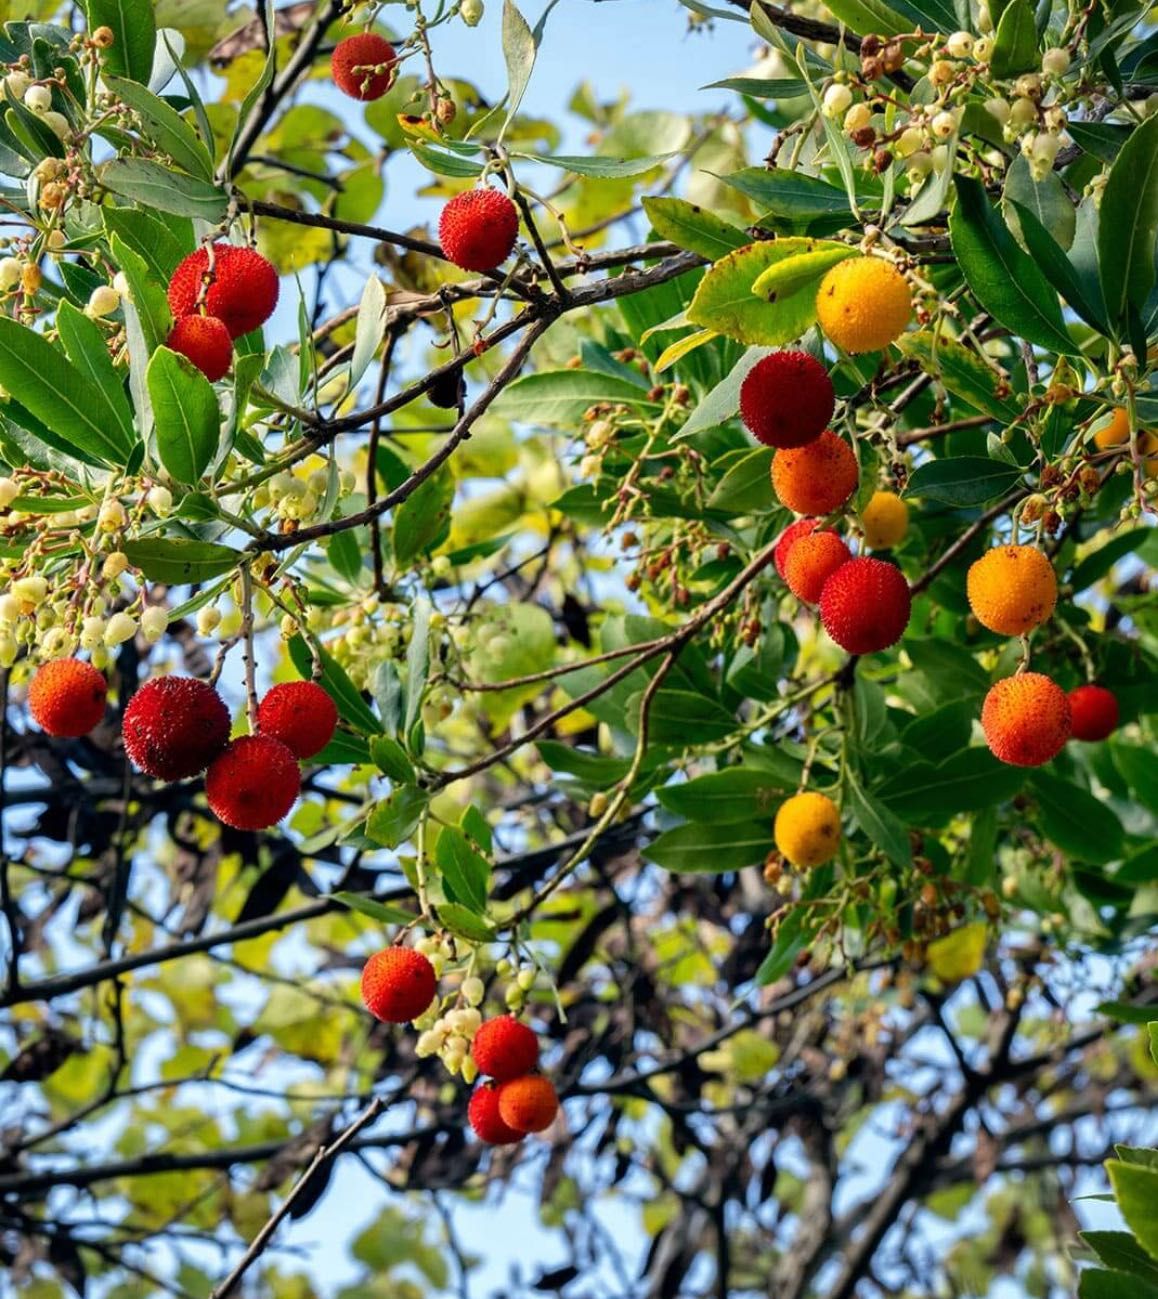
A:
[749,351,912,655]
[166,244,280,381]
[331,31,521,275]
[361,946,560,1146]
[27,660,337,829]
[965,544,1119,766]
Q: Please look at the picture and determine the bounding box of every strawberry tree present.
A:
[0,0,1155,1296]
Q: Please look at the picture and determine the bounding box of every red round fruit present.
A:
[122,676,230,781]
[205,734,300,830]
[167,244,279,339]
[167,315,233,382]
[981,673,1071,767]
[439,188,519,273]
[468,1083,524,1146]
[819,556,911,655]
[782,530,852,604]
[497,1074,559,1134]
[1067,684,1119,742]
[471,1016,540,1082]
[28,658,106,737]
[361,946,437,1023]
[256,681,338,760]
[331,32,398,101]
[774,518,821,579]
[739,351,835,449]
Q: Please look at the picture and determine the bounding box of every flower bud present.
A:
[0,477,17,509]
[141,605,168,643]
[86,285,120,318]
[460,0,484,25]
[23,84,52,114]
[98,498,127,532]
[80,615,106,650]
[103,611,137,646]
[12,575,47,607]
[102,551,129,580]
[984,97,1011,125]
[945,30,973,56]
[822,82,853,117]
[844,102,873,135]
[1041,46,1070,76]
[0,258,22,291]
[146,485,172,516]
[461,975,485,1006]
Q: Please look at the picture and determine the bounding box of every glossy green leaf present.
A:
[847,769,912,867]
[147,347,221,484]
[435,826,490,914]
[904,455,1020,505]
[1031,770,1125,865]
[1098,111,1158,331]
[642,196,749,259]
[84,0,155,83]
[366,785,429,849]
[101,158,229,221]
[122,538,240,584]
[645,820,771,872]
[990,0,1039,75]
[656,768,786,823]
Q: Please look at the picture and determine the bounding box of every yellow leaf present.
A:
[927,922,987,982]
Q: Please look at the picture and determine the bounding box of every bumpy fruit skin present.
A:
[774,518,821,579]
[468,1083,524,1146]
[783,530,851,604]
[472,1016,540,1081]
[167,315,233,382]
[739,351,834,449]
[205,735,300,830]
[819,556,911,654]
[28,658,106,737]
[331,33,397,101]
[439,188,519,272]
[122,676,230,781]
[168,244,279,339]
[859,490,908,549]
[1093,408,1158,476]
[981,673,1071,767]
[966,545,1057,636]
[361,946,438,1023]
[774,791,840,868]
[1067,684,1119,742]
[497,1075,559,1134]
[771,430,858,515]
[256,681,338,759]
[815,257,911,353]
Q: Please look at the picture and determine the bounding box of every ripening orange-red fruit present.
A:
[167,243,280,339]
[122,676,230,781]
[468,1083,525,1146]
[966,545,1057,637]
[819,556,911,654]
[774,791,840,868]
[815,256,911,353]
[472,1016,540,1081]
[1093,408,1158,475]
[771,429,858,516]
[1067,684,1119,742]
[205,735,301,830]
[739,351,834,449]
[782,530,852,604]
[439,188,519,272]
[360,946,437,1023]
[256,681,338,760]
[497,1075,559,1134]
[331,32,398,101]
[167,315,233,382]
[28,658,107,737]
[981,673,1071,767]
[774,518,822,578]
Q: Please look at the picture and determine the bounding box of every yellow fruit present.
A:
[815,257,911,353]
[966,544,1057,636]
[926,922,987,982]
[1093,408,1158,476]
[859,490,909,549]
[774,791,841,868]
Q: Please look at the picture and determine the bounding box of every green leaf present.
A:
[1106,1160,1158,1261]
[101,75,213,179]
[990,0,1039,76]
[437,902,496,943]
[0,316,137,466]
[1082,1232,1158,1284]
[1151,1022,1158,1069]
[518,149,679,177]
[656,768,787,823]
[392,469,453,568]
[54,301,134,444]
[1007,200,1109,333]
[108,232,172,353]
[500,0,536,137]
[350,275,387,390]
[701,76,807,98]
[104,202,193,282]
[821,0,910,34]
[1080,1270,1158,1299]
[880,748,1024,821]
[147,347,221,484]
[721,168,853,236]
[366,785,429,849]
[755,907,808,985]
[1003,154,1075,251]
[84,0,155,83]
[751,244,856,301]
[1098,111,1158,332]
[950,176,1076,354]
[403,597,430,740]
[1094,1001,1158,1025]
[435,826,490,914]
[330,892,417,927]
[706,448,774,514]
[1070,528,1150,590]
[676,346,770,440]
[846,769,912,867]
[624,688,737,743]
[288,635,381,737]
[1031,770,1125,864]
[688,239,843,345]
[904,455,1020,506]
[493,369,660,427]
[122,538,240,584]
[101,158,229,222]
[641,196,748,260]
[370,735,415,784]
[645,820,771,872]
[895,332,1019,423]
